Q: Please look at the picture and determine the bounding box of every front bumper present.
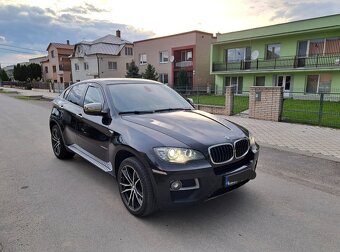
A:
[151,149,259,210]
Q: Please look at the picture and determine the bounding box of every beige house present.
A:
[42,41,73,84]
[134,30,216,88]
[70,31,134,82]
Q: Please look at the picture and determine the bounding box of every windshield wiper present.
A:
[119,110,155,115]
[154,108,191,113]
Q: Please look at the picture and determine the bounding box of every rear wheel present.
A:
[51,125,75,159]
[118,157,157,217]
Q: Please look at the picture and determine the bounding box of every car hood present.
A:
[121,110,247,148]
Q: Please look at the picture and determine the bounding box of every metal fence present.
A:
[282,91,340,128]
[173,85,221,105]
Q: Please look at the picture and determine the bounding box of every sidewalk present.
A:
[1,87,339,162]
[0,87,59,100]
[220,115,340,162]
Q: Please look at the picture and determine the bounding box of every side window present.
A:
[66,84,87,106]
[84,86,104,105]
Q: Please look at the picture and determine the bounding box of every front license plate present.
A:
[224,169,252,188]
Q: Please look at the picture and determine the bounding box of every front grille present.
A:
[235,138,249,158]
[213,151,253,175]
[209,143,233,164]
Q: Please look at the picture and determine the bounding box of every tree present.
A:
[178,71,188,87]
[13,63,41,82]
[142,64,158,81]
[27,63,42,80]
[0,69,9,81]
[14,64,28,81]
[126,60,141,78]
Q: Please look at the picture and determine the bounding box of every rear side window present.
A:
[66,84,87,106]
[84,86,104,105]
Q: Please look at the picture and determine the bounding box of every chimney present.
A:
[66,40,70,45]
[116,30,121,38]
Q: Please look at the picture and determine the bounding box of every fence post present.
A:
[225,86,234,116]
[318,93,324,125]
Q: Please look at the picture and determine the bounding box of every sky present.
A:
[0,0,340,67]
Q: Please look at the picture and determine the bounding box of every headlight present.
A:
[154,147,204,163]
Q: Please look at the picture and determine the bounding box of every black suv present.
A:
[50,79,259,216]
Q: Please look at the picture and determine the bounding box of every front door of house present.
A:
[277,75,291,97]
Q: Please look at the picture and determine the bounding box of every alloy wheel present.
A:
[51,127,61,156]
[119,165,144,211]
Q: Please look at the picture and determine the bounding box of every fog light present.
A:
[170,180,182,191]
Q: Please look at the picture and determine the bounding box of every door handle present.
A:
[77,113,83,118]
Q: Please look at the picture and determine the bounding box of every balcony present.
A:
[175,60,193,69]
[212,54,340,72]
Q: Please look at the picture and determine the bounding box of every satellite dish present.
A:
[251,50,259,60]
[170,56,174,63]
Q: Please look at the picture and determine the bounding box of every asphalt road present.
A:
[0,94,339,252]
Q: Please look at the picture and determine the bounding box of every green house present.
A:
[211,14,340,96]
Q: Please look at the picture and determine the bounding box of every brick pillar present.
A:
[249,86,283,121]
[225,86,234,116]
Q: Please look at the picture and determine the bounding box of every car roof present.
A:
[75,78,162,86]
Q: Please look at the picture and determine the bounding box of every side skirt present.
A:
[68,144,113,172]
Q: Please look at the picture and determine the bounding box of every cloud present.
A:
[0,36,6,43]
[0,3,154,66]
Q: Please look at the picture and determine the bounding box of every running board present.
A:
[68,144,113,172]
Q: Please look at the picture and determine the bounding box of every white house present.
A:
[70,30,134,82]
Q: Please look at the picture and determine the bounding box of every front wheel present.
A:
[117,157,157,217]
[51,125,75,159]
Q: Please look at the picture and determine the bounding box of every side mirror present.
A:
[186,98,194,106]
[84,103,106,115]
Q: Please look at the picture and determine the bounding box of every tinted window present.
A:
[108,83,192,113]
[66,84,87,106]
[84,86,104,105]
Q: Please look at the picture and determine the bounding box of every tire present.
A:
[117,157,157,217]
[51,124,75,159]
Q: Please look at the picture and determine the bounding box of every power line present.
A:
[0,43,45,53]
[0,47,39,55]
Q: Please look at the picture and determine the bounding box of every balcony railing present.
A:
[212,54,340,72]
[175,60,193,69]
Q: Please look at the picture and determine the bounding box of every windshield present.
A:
[108,83,193,114]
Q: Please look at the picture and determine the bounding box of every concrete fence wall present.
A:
[196,86,283,122]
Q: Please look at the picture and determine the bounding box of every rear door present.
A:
[62,83,88,145]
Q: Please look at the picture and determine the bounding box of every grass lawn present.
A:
[282,99,340,128]
[189,95,249,114]
[187,94,340,128]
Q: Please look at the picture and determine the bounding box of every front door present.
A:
[277,75,291,98]
[77,84,111,163]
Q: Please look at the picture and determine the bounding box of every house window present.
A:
[306,74,332,94]
[298,37,340,58]
[51,50,55,58]
[160,51,169,63]
[59,64,64,71]
[45,66,48,73]
[181,51,192,61]
[266,44,281,59]
[159,73,169,84]
[126,63,129,70]
[225,76,243,94]
[53,65,57,73]
[75,63,79,71]
[125,47,133,56]
[108,61,117,70]
[84,62,89,70]
[255,76,265,86]
[226,47,251,62]
[139,54,147,65]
